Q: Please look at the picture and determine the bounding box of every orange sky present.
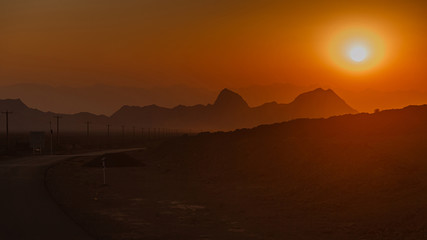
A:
[1,0,427,97]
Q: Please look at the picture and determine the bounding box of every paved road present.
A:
[0,148,143,240]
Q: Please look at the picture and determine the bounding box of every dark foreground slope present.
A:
[47,105,427,240]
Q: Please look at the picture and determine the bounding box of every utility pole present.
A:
[121,125,125,144]
[107,124,111,137]
[85,121,91,137]
[106,124,111,146]
[102,156,107,185]
[49,121,53,155]
[2,111,13,151]
[53,116,62,147]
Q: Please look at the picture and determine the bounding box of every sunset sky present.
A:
[1,0,427,110]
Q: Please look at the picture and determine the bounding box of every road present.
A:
[0,148,143,240]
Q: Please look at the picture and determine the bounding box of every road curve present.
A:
[0,148,143,240]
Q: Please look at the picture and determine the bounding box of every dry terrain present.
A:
[46,108,427,239]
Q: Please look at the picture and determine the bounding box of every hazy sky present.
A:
[1,0,427,92]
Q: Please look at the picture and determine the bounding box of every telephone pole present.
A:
[49,121,53,155]
[106,124,111,146]
[2,111,13,151]
[121,125,125,145]
[107,124,111,137]
[85,121,91,137]
[53,116,62,146]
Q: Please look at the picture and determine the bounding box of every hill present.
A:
[136,104,427,239]
[47,103,427,239]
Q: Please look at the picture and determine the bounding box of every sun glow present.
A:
[323,23,390,73]
[349,45,369,62]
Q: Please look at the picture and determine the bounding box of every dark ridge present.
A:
[213,88,249,108]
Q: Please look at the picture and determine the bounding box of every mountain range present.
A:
[0,88,357,133]
[3,83,427,115]
[0,83,217,115]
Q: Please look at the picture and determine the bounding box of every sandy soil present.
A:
[46,151,262,240]
[46,132,427,240]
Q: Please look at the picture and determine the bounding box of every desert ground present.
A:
[0,149,141,240]
[46,109,427,240]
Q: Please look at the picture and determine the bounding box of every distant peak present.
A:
[293,88,339,101]
[0,98,28,110]
[214,88,249,108]
[0,98,30,112]
[2,98,24,103]
[217,88,235,96]
[290,88,357,113]
[312,88,334,93]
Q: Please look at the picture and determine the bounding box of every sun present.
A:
[322,22,390,73]
[348,45,369,62]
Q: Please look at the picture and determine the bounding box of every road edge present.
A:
[43,156,99,240]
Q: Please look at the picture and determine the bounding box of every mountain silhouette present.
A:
[6,83,427,115]
[110,88,357,131]
[0,99,108,132]
[0,88,357,132]
[0,99,28,112]
[286,88,356,117]
[0,83,216,115]
[214,88,249,109]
